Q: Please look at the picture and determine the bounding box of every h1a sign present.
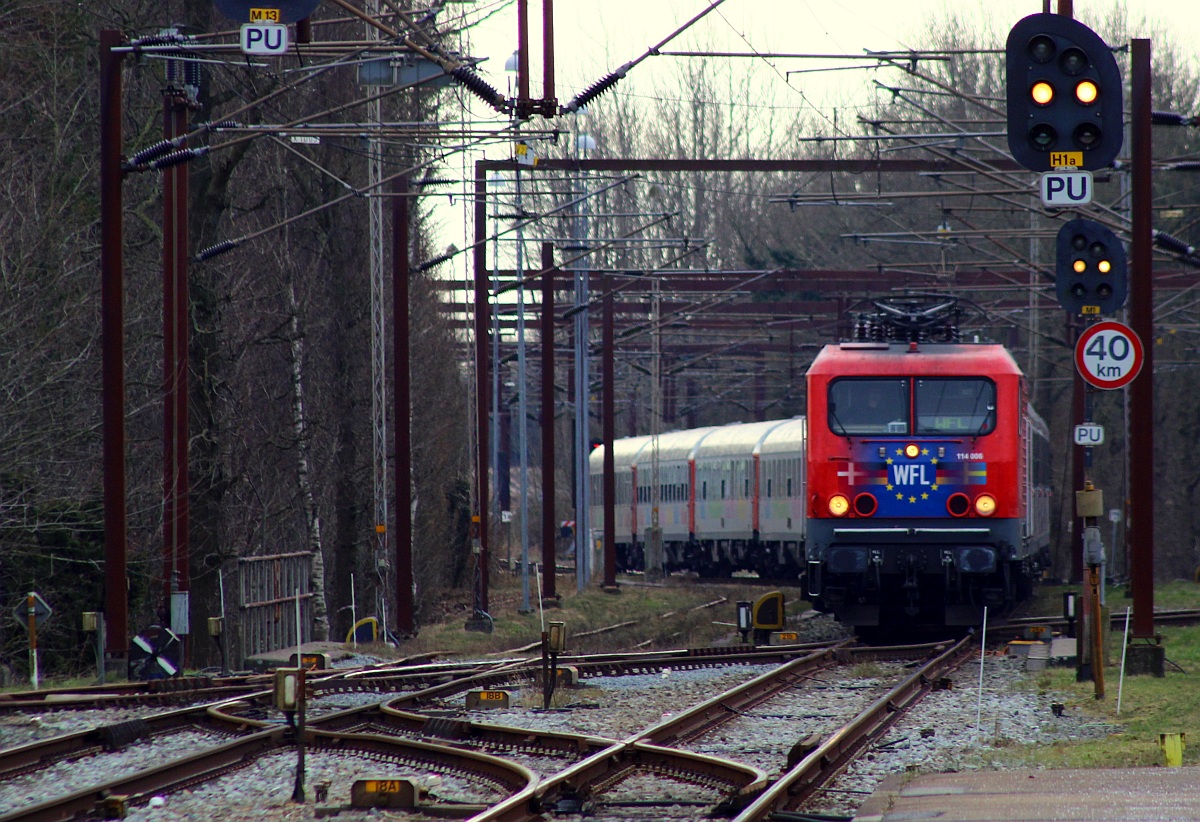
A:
[241,23,288,55]
[1041,170,1093,207]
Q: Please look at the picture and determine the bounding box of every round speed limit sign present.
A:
[1075,320,1145,389]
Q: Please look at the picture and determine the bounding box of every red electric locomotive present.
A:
[803,296,1051,629]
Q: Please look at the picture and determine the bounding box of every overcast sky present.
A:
[428,1,1197,278]
[459,0,1199,107]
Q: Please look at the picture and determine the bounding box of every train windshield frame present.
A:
[828,377,996,436]
[828,378,909,435]
[915,378,995,435]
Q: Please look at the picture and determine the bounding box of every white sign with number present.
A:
[1074,320,1145,390]
[1040,170,1093,206]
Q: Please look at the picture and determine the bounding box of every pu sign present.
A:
[1040,170,1093,207]
[241,22,288,54]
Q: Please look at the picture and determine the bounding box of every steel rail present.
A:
[1004,607,1200,632]
[637,644,847,748]
[0,655,520,718]
[374,706,618,758]
[0,659,516,781]
[0,724,537,822]
[0,696,277,781]
[731,635,974,821]
[306,728,538,795]
[364,642,930,760]
[467,641,968,822]
[471,739,768,822]
[0,676,272,710]
[0,728,285,822]
[0,641,961,821]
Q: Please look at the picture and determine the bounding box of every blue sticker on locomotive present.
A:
[836,445,987,516]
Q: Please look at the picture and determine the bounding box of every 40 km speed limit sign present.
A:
[1075,320,1145,389]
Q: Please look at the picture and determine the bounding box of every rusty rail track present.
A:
[0,654,476,714]
[731,634,975,821]
[466,640,953,822]
[1004,607,1200,633]
[0,639,958,822]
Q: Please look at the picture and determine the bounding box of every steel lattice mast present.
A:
[367,0,390,624]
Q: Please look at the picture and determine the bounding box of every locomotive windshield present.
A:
[915,378,995,435]
[828,377,995,436]
[828,379,908,435]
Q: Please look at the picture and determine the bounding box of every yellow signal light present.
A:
[1098,259,1112,274]
[1073,259,1087,273]
[828,494,850,517]
[1031,81,1054,106]
[1075,79,1099,105]
[904,443,920,459]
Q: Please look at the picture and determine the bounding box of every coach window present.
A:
[829,378,909,435]
[916,379,995,435]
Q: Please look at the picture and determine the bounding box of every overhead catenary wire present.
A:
[497,212,679,296]
[560,0,731,114]
[417,174,640,273]
[324,0,507,111]
[195,138,494,262]
[123,9,502,172]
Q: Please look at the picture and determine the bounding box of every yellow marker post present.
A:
[1159,733,1186,767]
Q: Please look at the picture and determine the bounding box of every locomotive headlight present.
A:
[828,494,850,517]
[974,494,997,517]
[904,443,920,459]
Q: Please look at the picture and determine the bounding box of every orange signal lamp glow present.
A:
[1098,259,1112,273]
[1073,259,1087,273]
[974,494,997,517]
[828,494,850,517]
[1075,80,1099,104]
[1031,81,1054,105]
[904,443,921,459]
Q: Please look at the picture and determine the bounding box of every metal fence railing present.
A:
[237,552,312,660]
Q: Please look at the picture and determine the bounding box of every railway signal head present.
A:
[1006,13,1123,171]
[1056,219,1127,316]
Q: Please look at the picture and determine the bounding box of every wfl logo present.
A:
[1040,170,1093,207]
[891,463,933,485]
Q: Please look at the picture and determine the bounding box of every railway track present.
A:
[732,635,973,820]
[0,633,993,820]
[0,642,840,818]
[0,653,466,714]
[1004,606,1200,633]
[0,637,979,822]
[472,639,970,822]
